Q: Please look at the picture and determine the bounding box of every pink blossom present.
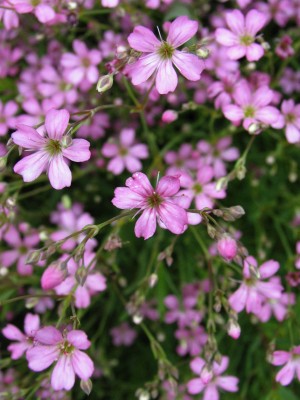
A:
[164,294,202,328]
[164,144,199,175]
[0,1,19,29]
[127,16,204,94]
[229,256,283,316]
[54,252,107,309]
[12,109,91,190]
[178,167,226,210]
[102,128,148,175]
[215,9,267,61]
[208,73,240,110]
[2,314,40,360]
[256,0,293,27]
[187,356,239,398]
[61,40,102,90]
[162,110,178,123]
[112,172,188,240]
[271,346,300,386]
[0,223,40,275]
[26,327,94,391]
[0,100,18,136]
[110,322,137,346]
[279,68,300,95]
[77,112,109,140]
[276,99,300,143]
[223,80,280,131]
[0,43,23,78]
[10,0,56,24]
[176,326,207,357]
[276,35,295,59]
[102,0,119,7]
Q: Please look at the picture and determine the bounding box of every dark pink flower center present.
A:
[59,340,75,355]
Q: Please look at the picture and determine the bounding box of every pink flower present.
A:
[0,100,18,136]
[164,294,202,328]
[276,99,300,143]
[271,346,300,386]
[102,128,149,175]
[2,314,40,360]
[127,16,204,94]
[187,356,239,398]
[176,326,207,357]
[228,256,283,316]
[61,40,102,90]
[0,1,19,29]
[102,0,119,7]
[12,109,91,190]
[26,327,94,391]
[10,0,56,24]
[112,172,188,240]
[275,35,295,59]
[110,322,137,346]
[216,9,267,61]
[223,80,280,131]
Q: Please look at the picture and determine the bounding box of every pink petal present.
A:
[120,128,135,147]
[14,151,49,182]
[246,43,264,62]
[130,144,149,159]
[203,385,219,400]
[217,376,239,392]
[233,80,251,106]
[156,60,178,94]
[126,172,153,196]
[157,201,187,234]
[229,284,248,312]
[107,157,125,174]
[51,355,75,391]
[130,53,159,86]
[61,53,80,68]
[286,124,300,143]
[187,378,204,395]
[24,314,40,336]
[259,260,280,279]
[223,105,244,122]
[272,351,291,366]
[190,357,205,374]
[225,10,245,35]
[172,51,204,81]
[8,342,29,359]
[245,10,267,36]
[86,273,107,292]
[12,125,46,149]
[71,350,94,380]
[135,208,157,240]
[215,28,239,46]
[167,16,198,48]
[62,139,91,162]
[1,249,19,267]
[124,155,142,173]
[67,331,91,350]
[112,187,145,209]
[75,286,91,308]
[226,45,246,60]
[86,65,99,83]
[45,109,69,140]
[48,155,72,190]
[156,175,180,197]
[256,106,280,125]
[35,4,55,23]
[2,324,25,341]
[35,326,62,345]
[102,142,119,157]
[128,26,160,52]
[276,363,295,386]
[27,345,59,371]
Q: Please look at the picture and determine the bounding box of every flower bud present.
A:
[80,379,93,395]
[162,110,178,124]
[132,313,143,325]
[200,365,213,384]
[96,74,113,93]
[26,250,41,265]
[41,263,66,290]
[196,46,210,59]
[217,235,238,262]
[227,318,241,339]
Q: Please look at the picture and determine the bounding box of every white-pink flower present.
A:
[127,16,204,94]
[271,346,300,386]
[26,327,94,391]
[12,109,91,190]
[112,172,188,240]
[216,9,267,61]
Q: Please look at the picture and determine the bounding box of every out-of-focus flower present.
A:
[110,322,137,346]
[271,346,300,386]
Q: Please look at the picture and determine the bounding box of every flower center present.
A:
[286,113,295,123]
[59,340,75,355]
[119,147,128,156]
[157,42,174,59]
[240,35,254,46]
[45,139,62,156]
[193,183,202,194]
[147,192,163,208]
[82,57,91,67]
[31,0,40,6]
[243,105,256,118]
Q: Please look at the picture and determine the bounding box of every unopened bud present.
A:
[227,318,241,339]
[248,122,262,135]
[162,110,178,124]
[227,205,245,219]
[132,313,143,325]
[200,365,213,384]
[26,250,41,265]
[207,224,216,239]
[41,263,66,290]
[196,46,210,59]
[149,273,158,288]
[61,135,73,148]
[215,176,228,191]
[217,235,238,262]
[96,74,113,93]
[0,156,7,171]
[75,266,88,286]
[136,389,150,400]
[80,379,93,396]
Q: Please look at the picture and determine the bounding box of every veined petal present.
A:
[45,109,70,140]
[48,155,72,190]
[245,10,267,36]
[156,60,178,94]
[62,139,91,162]
[27,345,59,371]
[225,10,245,35]
[128,26,160,52]
[156,175,180,197]
[51,355,75,391]
[14,151,49,182]
[12,125,46,149]
[2,324,25,341]
[35,326,62,345]
[246,43,264,62]
[67,331,91,350]
[134,208,157,239]
[167,16,198,48]
[172,51,204,81]
[112,187,146,209]
[215,28,239,46]
[157,201,188,235]
[130,53,160,86]
[71,350,94,380]
[226,45,246,60]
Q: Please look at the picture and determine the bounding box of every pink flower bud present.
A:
[41,264,65,290]
[162,110,178,124]
[200,365,213,384]
[227,319,241,339]
[217,235,238,262]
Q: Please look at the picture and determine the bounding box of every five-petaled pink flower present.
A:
[26,327,94,391]
[216,9,267,61]
[12,109,91,190]
[112,172,188,240]
[127,16,204,94]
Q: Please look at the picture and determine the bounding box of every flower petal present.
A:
[156,60,178,94]
[172,51,204,81]
[128,26,160,52]
[135,208,157,240]
[62,139,91,162]
[51,355,75,391]
[71,350,94,380]
[167,16,198,48]
[45,109,70,140]
[14,151,49,182]
[48,155,72,190]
